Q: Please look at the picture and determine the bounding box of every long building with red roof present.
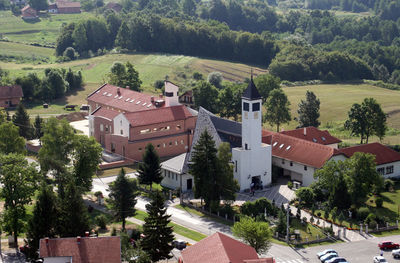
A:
[87,81,197,162]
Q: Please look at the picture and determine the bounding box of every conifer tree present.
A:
[108,168,139,230]
[56,180,90,237]
[297,90,321,128]
[141,191,174,262]
[137,143,162,191]
[12,103,32,139]
[33,115,44,141]
[26,183,58,260]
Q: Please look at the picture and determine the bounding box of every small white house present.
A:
[161,153,193,192]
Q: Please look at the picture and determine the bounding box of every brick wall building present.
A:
[0,85,23,108]
[88,82,197,162]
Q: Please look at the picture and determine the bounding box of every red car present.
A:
[379,241,400,250]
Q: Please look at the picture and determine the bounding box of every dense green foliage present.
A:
[0,122,26,155]
[138,143,163,190]
[12,103,32,139]
[240,197,276,217]
[297,90,320,128]
[108,61,142,91]
[264,88,291,132]
[141,191,174,262]
[108,168,139,230]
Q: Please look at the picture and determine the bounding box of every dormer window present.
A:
[243,102,249,111]
[252,102,260,111]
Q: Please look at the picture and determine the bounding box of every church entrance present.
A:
[187,178,192,190]
[251,176,262,190]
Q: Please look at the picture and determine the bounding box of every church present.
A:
[161,78,272,192]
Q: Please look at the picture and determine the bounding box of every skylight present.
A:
[147,104,151,108]
[130,99,135,102]
[279,144,284,149]
[125,98,130,102]
[143,102,147,106]
[273,142,278,147]
[118,96,123,99]
[103,92,107,95]
[286,145,291,151]
[136,101,141,104]
[312,138,317,142]
[322,136,326,141]
[107,93,112,97]
[114,95,118,98]
[96,90,100,93]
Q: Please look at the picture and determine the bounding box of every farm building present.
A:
[0,85,23,108]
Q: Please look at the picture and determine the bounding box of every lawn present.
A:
[96,166,137,178]
[0,41,55,61]
[175,204,234,226]
[366,182,400,223]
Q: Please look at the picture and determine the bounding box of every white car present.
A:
[318,249,337,259]
[321,253,338,263]
[373,256,388,263]
[392,249,400,258]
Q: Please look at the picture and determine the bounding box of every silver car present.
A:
[318,249,337,259]
[392,249,400,259]
[321,252,338,263]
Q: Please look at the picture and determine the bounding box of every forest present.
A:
[47,0,400,85]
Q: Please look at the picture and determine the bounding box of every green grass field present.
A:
[0,11,95,46]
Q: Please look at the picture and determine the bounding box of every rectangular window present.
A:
[282,159,285,164]
[176,173,178,181]
[167,171,170,178]
[386,166,394,174]
[243,102,249,111]
[120,129,123,135]
[235,160,237,172]
[176,125,181,130]
[163,143,166,148]
[252,102,260,111]
[304,166,307,171]
[181,140,184,144]
[140,129,151,134]
[290,161,293,167]
[175,141,178,145]
[377,167,385,175]
[157,144,160,148]
[139,147,142,151]
[169,142,172,146]
[100,124,104,132]
[165,92,173,97]
[105,125,109,132]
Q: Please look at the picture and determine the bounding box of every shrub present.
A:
[287,181,293,189]
[63,47,77,60]
[357,207,370,221]
[375,197,383,208]
[295,187,315,207]
[369,220,377,229]
[111,226,117,236]
[207,72,223,89]
[94,191,103,198]
[302,216,307,224]
[317,212,321,217]
[192,72,203,80]
[365,213,376,225]
[96,214,108,230]
[153,80,164,90]
[384,179,395,191]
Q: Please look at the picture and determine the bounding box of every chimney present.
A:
[304,127,307,136]
[45,237,49,246]
[164,81,180,107]
[77,236,81,244]
[85,231,89,237]
[151,96,154,103]
[117,88,121,96]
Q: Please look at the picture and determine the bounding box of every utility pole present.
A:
[286,204,290,242]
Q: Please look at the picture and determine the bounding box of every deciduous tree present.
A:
[141,191,174,262]
[254,74,280,103]
[232,216,272,254]
[0,122,26,154]
[0,154,39,246]
[264,88,291,132]
[193,81,219,113]
[344,98,387,144]
[33,115,44,141]
[297,90,321,128]
[108,168,139,230]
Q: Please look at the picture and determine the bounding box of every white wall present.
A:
[233,143,271,191]
[43,257,71,263]
[164,82,180,107]
[88,114,94,137]
[271,156,316,187]
[160,169,194,192]
[113,114,130,139]
[377,160,400,179]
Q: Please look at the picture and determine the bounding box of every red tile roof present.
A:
[0,85,23,99]
[87,84,160,113]
[39,236,121,263]
[263,131,338,168]
[181,232,260,263]
[336,142,400,165]
[91,106,120,120]
[124,105,195,127]
[281,127,341,145]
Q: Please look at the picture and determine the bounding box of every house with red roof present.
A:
[48,0,81,14]
[21,5,38,19]
[280,126,341,149]
[336,142,400,179]
[87,81,197,162]
[180,232,274,263]
[0,85,23,108]
[39,236,121,263]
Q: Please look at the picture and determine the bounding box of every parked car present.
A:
[378,241,400,250]
[392,249,400,258]
[172,239,187,250]
[321,252,338,263]
[373,256,388,263]
[318,249,337,259]
[326,257,348,263]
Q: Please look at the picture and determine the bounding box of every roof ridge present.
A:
[87,83,107,98]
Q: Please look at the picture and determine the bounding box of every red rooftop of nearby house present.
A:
[39,236,121,263]
[280,126,342,145]
[124,104,195,127]
[180,232,274,263]
[0,85,23,99]
[336,142,400,165]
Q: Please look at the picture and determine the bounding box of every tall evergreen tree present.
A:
[56,180,90,237]
[108,168,139,230]
[297,90,321,128]
[141,191,174,262]
[12,103,32,139]
[189,130,220,209]
[138,143,162,190]
[33,115,44,142]
[26,183,58,260]
[217,142,239,202]
[264,88,291,132]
